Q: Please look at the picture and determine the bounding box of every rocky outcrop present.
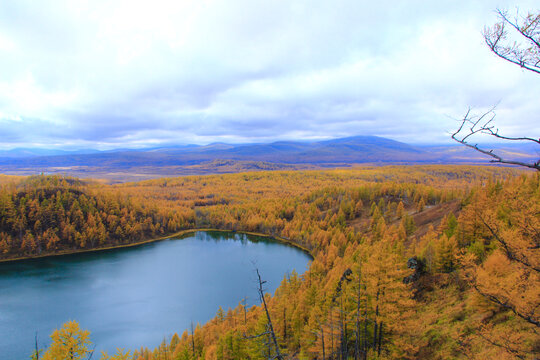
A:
[403,256,424,284]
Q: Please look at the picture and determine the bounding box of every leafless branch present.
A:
[86,345,96,360]
[483,8,540,74]
[473,284,540,327]
[255,268,284,360]
[243,331,271,340]
[243,268,284,360]
[451,107,540,171]
[478,214,540,273]
[477,331,527,360]
[34,332,41,360]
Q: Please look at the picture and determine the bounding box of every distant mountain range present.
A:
[0,136,537,181]
[0,148,101,158]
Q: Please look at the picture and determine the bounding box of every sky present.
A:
[0,0,538,150]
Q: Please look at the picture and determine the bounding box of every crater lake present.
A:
[0,231,311,358]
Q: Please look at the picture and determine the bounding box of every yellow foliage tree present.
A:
[42,320,92,360]
[362,235,416,358]
[99,348,132,360]
[460,175,540,358]
[465,175,539,327]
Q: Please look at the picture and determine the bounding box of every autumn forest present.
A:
[0,165,538,359]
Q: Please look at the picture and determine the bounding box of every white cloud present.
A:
[0,0,538,148]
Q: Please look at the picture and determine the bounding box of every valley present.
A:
[1,136,536,182]
[0,165,537,359]
[2,2,539,359]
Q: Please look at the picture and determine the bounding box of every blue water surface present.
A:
[0,231,311,359]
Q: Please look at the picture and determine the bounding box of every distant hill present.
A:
[0,136,536,181]
[0,148,100,158]
[0,136,431,166]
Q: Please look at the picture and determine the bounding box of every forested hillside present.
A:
[1,166,538,359]
[0,176,170,259]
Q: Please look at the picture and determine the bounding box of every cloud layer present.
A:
[0,0,539,149]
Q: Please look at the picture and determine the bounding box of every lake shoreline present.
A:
[0,229,312,359]
[0,228,313,263]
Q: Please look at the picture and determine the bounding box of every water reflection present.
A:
[0,231,310,359]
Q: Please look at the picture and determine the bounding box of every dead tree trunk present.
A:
[363,300,368,360]
[330,308,335,358]
[355,271,362,360]
[373,322,378,351]
[373,286,381,351]
[340,295,348,360]
[256,268,284,360]
[190,321,195,359]
[321,325,326,360]
[283,307,287,342]
[241,297,248,326]
[34,332,40,360]
[377,321,383,357]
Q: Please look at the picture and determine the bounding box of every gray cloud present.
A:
[0,0,539,149]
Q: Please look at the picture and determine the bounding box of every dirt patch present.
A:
[412,199,461,239]
[348,216,371,233]
[348,199,461,239]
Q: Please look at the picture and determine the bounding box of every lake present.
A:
[0,231,311,359]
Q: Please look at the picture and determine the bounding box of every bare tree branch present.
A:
[86,345,96,360]
[483,9,540,74]
[477,330,528,360]
[478,214,540,273]
[243,331,271,340]
[496,9,540,51]
[243,268,284,360]
[473,284,540,327]
[454,9,540,170]
[255,268,284,360]
[451,107,540,171]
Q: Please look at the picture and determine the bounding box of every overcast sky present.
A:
[0,0,538,149]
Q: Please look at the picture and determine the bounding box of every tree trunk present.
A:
[377,322,383,357]
[256,269,283,360]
